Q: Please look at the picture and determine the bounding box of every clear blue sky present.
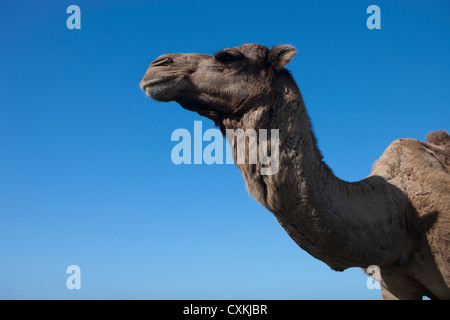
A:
[0,0,449,299]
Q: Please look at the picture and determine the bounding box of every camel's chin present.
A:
[141,76,190,102]
[145,85,176,102]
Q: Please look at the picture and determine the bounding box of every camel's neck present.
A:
[221,84,411,271]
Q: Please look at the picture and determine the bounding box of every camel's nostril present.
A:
[150,57,174,67]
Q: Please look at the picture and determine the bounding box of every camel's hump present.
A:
[426,130,450,149]
[371,137,450,182]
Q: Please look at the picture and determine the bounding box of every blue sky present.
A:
[0,0,449,299]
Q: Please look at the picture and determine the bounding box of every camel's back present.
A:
[371,135,450,209]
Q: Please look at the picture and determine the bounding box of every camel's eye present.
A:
[215,50,244,64]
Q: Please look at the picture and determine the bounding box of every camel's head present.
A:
[140,43,297,126]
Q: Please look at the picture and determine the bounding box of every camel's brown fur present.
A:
[140,43,450,299]
[427,130,450,149]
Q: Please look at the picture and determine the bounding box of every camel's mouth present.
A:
[140,76,178,91]
[140,75,187,102]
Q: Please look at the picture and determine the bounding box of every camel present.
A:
[140,43,450,300]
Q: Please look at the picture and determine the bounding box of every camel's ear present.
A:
[268,45,297,70]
